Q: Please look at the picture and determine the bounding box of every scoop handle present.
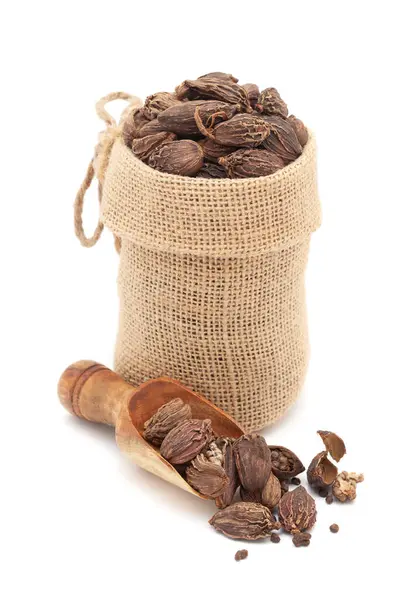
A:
[58,360,136,426]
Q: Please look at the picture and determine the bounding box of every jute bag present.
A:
[75,92,321,431]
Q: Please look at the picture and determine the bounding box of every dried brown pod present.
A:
[148,140,204,176]
[278,486,317,534]
[186,454,229,498]
[332,471,364,502]
[240,487,262,503]
[243,83,260,108]
[160,418,213,464]
[136,118,169,138]
[292,532,312,547]
[122,108,149,146]
[233,434,271,492]
[196,163,228,179]
[199,71,239,83]
[209,502,280,540]
[287,115,309,147]
[261,472,282,510]
[196,112,270,148]
[175,78,251,113]
[215,441,239,509]
[262,116,302,164]
[307,451,338,491]
[142,92,181,120]
[131,132,176,162]
[158,100,237,137]
[234,549,248,561]
[257,87,288,118]
[317,430,347,462]
[199,139,234,163]
[143,398,192,446]
[219,149,285,178]
[270,446,305,480]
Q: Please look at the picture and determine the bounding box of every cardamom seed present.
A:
[307,450,338,491]
[256,87,288,118]
[269,445,305,480]
[158,100,237,137]
[233,434,271,492]
[142,92,181,120]
[143,398,192,446]
[287,114,309,147]
[243,83,260,108]
[148,140,204,176]
[292,532,312,547]
[131,132,176,162]
[215,440,239,509]
[209,502,280,540]
[332,471,364,502]
[317,430,346,462]
[219,149,285,178]
[278,486,317,534]
[175,78,252,113]
[160,418,213,464]
[186,453,229,498]
[261,115,302,164]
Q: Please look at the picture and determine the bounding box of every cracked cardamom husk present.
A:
[186,454,229,498]
[278,485,317,534]
[158,100,237,136]
[219,149,284,178]
[148,140,204,176]
[307,450,338,491]
[332,471,364,502]
[143,398,192,446]
[175,77,252,113]
[287,114,308,147]
[233,434,271,492]
[257,87,288,118]
[142,92,181,120]
[269,445,305,480]
[215,440,239,509]
[209,502,280,540]
[160,418,213,464]
[262,115,302,164]
[317,430,347,462]
[131,132,177,162]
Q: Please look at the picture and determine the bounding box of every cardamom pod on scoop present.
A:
[219,149,285,178]
[186,454,229,498]
[158,100,237,136]
[209,502,280,540]
[175,77,252,113]
[160,418,213,464]
[148,140,204,176]
[278,486,317,534]
[143,398,192,446]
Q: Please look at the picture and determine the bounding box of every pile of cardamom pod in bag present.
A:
[122,71,308,178]
[144,399,364,550]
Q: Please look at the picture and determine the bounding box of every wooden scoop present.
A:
[58,361,245,498]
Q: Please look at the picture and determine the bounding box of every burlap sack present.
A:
[75,93,321,431]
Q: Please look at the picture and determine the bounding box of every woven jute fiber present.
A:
[97,128,321,431]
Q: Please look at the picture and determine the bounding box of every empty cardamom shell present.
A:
[158,100,237,137]
[317,430,346,462]
[219,149,285,178]
[142,92,181,120]
[148,140,204,176]
[160,418,213,464]
[143,398,192,446]
[262,116,302,164]
[307,451,338,491]
[131,132,176,162]
[287,114,309,147]
[215,440,239,509]
[278,486,317,534]
[257,87,288,118]
[269,445,305,480]
[233,434,271,492]
[186,454,229,498]
[175,78,251,113]
[209,502,280,540]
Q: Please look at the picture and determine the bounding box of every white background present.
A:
[1,1,398,598]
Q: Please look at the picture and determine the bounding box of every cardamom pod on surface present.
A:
[261,115,302,164]
[209,502,280,540]
[186,454,229,498]
[278,486,317,534]
[142,92,181,120]
[143,398,192,446]
[148,140,204,176]
[233,434,271,492]
[219,149,285,178]
[256,87,288,118]
[287,114,309,147]
[175,78,252,113]
[131,132,176,162]
[307,450,338,490]
[269,445,305,480]
[158,100,237,136]
[160,418,213,464]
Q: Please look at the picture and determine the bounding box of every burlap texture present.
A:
[101,134,320,431]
